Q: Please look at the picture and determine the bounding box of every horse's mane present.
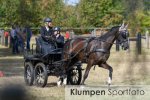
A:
[98,26,120,39]
[65,26,120,43]
[110,26,120,31]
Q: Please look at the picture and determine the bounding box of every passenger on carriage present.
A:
[53,27,64,48]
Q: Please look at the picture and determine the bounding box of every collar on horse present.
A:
[84,37,110,58]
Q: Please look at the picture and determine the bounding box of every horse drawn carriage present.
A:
[23,36,82,87]
[24,23,129,87]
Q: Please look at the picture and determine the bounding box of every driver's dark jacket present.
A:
[40,26,53,42]
[38,26,55,55]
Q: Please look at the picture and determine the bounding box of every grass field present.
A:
[0,37,150,100]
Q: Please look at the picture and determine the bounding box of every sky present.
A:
[65,0,79,5]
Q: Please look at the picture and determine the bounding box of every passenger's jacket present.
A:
[55,35,64,48]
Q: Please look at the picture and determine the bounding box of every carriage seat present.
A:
[35,36,56,55]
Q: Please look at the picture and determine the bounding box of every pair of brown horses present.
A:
[62,23,129,85]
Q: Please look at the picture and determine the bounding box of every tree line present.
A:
[0,0,149,34]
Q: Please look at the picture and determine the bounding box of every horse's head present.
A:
[117,23,129,50]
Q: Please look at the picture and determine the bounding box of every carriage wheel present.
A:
[24,62,34,86]
[67,65,82,85]
[34,63,48,87]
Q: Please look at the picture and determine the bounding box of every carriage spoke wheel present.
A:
[34,63,48,87]
[24,62,34,86]
[67,66,82,85]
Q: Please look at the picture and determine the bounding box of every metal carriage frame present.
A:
[24,39,82,87]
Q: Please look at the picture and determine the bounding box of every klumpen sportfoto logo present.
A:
[70,87,145,97]
[65,85,150,100]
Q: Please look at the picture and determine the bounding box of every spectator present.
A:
[16,26,24,52]
[4,31,9,46]
[0,29,4,45]
[0,71,4,77]
[0,29,5,45]
[23,26,32,51]
[10,25,19,54]
[70,30,75,38]
[65,31,70,40]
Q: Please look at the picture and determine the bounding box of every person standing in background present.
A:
[15,26,24,52]
[23,26,32,51]
[4,30,9,47]
[10,25,19,54]
[0,29,4,45]
[65,31,70,40]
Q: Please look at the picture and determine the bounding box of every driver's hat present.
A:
[44,17,52,22]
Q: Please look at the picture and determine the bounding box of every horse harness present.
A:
[68,37,110,61]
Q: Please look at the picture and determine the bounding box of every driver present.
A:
[37,17,55,55]
[40,17,53,42]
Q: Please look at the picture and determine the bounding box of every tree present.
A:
[0,0,40,27]
[124,0,150,34]
[62,5,79,27]
[17,0,39,26]
[0,0,149,31]
[38,0,64,26]
[0,0,20,26]
[77,0,125,27]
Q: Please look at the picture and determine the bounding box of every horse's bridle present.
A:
[98,38,128,45]
[86,31,129,55]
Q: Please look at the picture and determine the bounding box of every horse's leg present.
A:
[100,62,113,85]
[57,76,63,86]
[62,59,78,85]
[81,60,93,85]
[61,62,68,85]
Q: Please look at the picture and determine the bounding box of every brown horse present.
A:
[62,23,129,85]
